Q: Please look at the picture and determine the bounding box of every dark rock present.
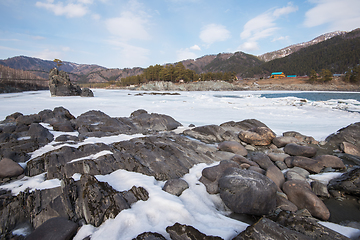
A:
[284,143,317,157]
[183,125,226,143]
[162,179,189,196]
[275,161,288,170]
[328,167,360,196]
[200,160,241,194]
[49,68,93,97]
[285,156,324,173]
[231,155,259,168]
[218,167,277,216]
[220,119,268,133]
[15,114,41,126]
[238,127,276,146]
[248,166,266,174]
[325,122,360,151]
[286,170,307,182]
[27,123,54,144]
[25,217,78,240]
[218,141,247,156]
[282,180,330,220]
[250,152,274,170]
[232,217,311,240]
[276,211,351,240]
[133,232,167,240]
[272,136,300,148]
[276,195,298,212]
[81,87,94,97]
[340,142,360,157]
[311,181,330,198]
[265,165,285,189]
[166,222,223,240]
[267,152,290,162]
[313,155,346,170]
[0,158,24,178]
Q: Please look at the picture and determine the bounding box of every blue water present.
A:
[260,92,360,101]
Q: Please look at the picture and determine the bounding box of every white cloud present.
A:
[272,36,289,42]
[33,48,63,60]
[176,48,197,61]
[199,24,231,46]
[190,44,201,51]
[92,13,101,20]
[35,1,88,18]
[105,11,150,41]
[239,2,298,52]
[304,0,360,31]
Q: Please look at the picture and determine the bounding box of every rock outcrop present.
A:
[49,68,94,97]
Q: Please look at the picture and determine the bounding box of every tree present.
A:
[308,70,318,83]
[320,69,332,82]
[53,59,63,68]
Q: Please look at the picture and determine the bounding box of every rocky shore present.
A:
[135,79,360,92]
[0,107,360,239]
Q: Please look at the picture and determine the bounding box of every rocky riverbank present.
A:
[0,108,360,239]
[135,78,360,92]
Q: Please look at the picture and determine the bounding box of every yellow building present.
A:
[270,72,286,79]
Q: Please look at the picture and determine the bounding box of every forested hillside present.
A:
[247,28,360,77]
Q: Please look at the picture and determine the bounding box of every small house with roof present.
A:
[270,72,286,79]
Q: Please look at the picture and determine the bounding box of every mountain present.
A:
[0,56,143,83]
[258,31,347,62]
[249,28,360,77]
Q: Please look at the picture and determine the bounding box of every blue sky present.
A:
[0,0,360,69]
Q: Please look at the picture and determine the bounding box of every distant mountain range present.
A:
[1,28,359,82]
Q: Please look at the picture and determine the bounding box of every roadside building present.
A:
[270,72,286,79]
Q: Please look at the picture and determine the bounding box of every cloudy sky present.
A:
[0,0,359,68]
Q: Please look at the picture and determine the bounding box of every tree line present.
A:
[119,62,236,86]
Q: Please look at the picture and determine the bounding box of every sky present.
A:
[0,0,360,69]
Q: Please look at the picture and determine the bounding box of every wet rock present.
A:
[238,127,276,146]
[133,232,167,240]
[284,143,317,157]
[265,165,285,189]
[311,181,330,198]
[162,179,189,196]
[232,217,310,240]
[25,217,78,240]
[276,211,351,240]
[200,160,240,194]
[218,141,247,156]
[340,142,360,157]
[0,158,24,178]
[166,222,223,240]
[250,152,274,170]
[183,125,226,143]
[272,136,300,148]
[219,167,277,216]
[328,167,360,196]
[282,180,330,220]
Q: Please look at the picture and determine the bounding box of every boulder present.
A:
[218,141,248,156]
[81,87,94,97]
[166,222,223,240]
[272,136,300,148]
[220,119,268,133]
[162,179,189,196]
[282,180,330,220]
[283,131,318,145]
[267,152,290,162]
[311,181,330,198]
[265,165,285,189]
[325,122,360,150]
[276,211,351,240]
[340,142,360,157]
[285,156,324,173]
[200,160,241,194]
[276,194,298,212]
[328,167,360,196]
[238,127,276,146]
[313,155,346,170]
[284,143,317,157]
[49,68,93,97]
[285,171,307,182]
[218,168,277,216]
[133,232,167,240]
[25,217,78,240]
[232,217,311,240]
[250,152,274,170]
[0,158,24,178]
[231,155,259,168]
[183,125,226,143]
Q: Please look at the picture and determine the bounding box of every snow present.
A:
[1,89,360,239]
